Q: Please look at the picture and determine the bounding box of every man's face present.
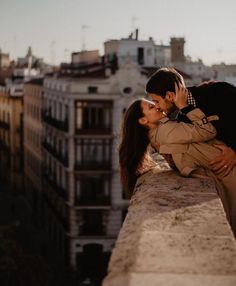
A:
[148,92,177,115]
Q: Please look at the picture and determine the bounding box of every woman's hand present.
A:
[173,82,189,109]
[209,144,236,177]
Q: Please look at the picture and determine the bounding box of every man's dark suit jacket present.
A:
[176,82,236,151]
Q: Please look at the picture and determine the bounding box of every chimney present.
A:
[135,29,139,40]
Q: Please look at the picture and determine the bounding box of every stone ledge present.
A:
[103,167,236,286]
[103,273,236,286]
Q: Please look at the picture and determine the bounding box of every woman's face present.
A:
[140,99,165,127]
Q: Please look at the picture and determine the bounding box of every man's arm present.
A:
[158,84,217,144]
[159,108,217,144]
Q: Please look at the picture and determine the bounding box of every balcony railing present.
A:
[43,172,68,200]
[43,191,68,231]
[43,141,69,167]
[75,196,110,206]
[0,120,10,130]
[75,125,112,135]
[0,139,10,151]
[42,111,68,132]
[75,161,111,171]
[79,224,105,236]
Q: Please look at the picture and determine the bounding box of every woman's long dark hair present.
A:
[119,99,152,198]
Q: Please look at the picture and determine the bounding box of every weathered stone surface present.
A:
[103,273,236,286]
[103,166,236,286]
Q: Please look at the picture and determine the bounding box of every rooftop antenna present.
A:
[81,25,89,51]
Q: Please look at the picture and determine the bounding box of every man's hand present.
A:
[173,83,188,109]
[209,144,236,177]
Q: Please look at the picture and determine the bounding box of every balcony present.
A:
[78,209,106,236]
[43,172,68,200]
[0,139,10,152]
[43,190,68,231]
[75,196,110,206]
[75,125,112,135]
[42,111,68,132]
[79,224,105,236]
[42,141,69,167]
[75,161,111,171]
[103,165,236,286]
[0,120,10,130]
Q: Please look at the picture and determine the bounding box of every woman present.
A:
[119,84,236,235]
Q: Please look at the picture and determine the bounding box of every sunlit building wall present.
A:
[23,78,44,225]
[0,87,23,189]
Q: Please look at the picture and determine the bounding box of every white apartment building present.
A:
[5,68,42,97]
[104,29,171,68]
[42,60,147,279]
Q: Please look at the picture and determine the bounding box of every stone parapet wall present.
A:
[103,167,236,286]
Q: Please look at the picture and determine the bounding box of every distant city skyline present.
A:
[1,0,236,66]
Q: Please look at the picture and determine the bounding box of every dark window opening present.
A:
[75,101,112,133]
[75,174,111,205]
[80,210,104,235]
[88,86,98,93]
[137,47,144,65]
[123,87,132,94]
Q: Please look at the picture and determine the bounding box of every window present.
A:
[88,86,98,93]
[80,210,104,235]
[75,101,112,133]
[137,47,144,65]
[75,138,112,169]
[75,174,110,205]
[122,87,132,94]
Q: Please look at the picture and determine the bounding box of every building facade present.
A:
[23,78,44,225]
[0,87,23,189]
[104,29,171,68]
[42,61,146,281]
[211,63,236,84]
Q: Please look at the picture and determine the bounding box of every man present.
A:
[146,67,236,177]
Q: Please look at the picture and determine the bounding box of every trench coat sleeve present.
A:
[158,108,218,144]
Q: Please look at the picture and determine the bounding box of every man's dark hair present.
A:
[146,67,184,97]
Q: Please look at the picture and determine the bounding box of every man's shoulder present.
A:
[189,81,236,92]
[189,82,236,99]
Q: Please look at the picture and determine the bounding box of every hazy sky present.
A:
[1,0,236,66]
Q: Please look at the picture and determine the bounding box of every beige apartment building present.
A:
[0,87,23,189]
[23,78,44,224]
